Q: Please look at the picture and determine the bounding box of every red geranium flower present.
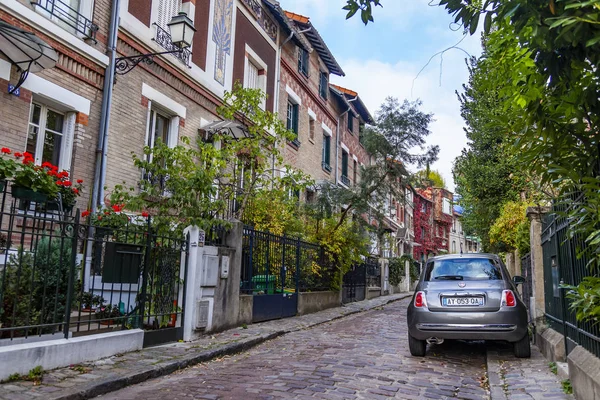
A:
[141,211,149,217]
[56,181,63,186]
[77,179,83,184]
[23,158,34,165]
[72,188,79,194]
[81,210,90,218]
[14,152,23,159]
[111,204,123,212]
[62,181,72,187]
[23,152,33,159]
[1,148,11,154]
[42,162,54,169]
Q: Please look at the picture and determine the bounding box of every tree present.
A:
[414,169,446,189]
[307,97,438,265]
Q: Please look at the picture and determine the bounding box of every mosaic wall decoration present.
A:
[212,0,234,85]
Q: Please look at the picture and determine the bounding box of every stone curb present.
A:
[52,294,412,400]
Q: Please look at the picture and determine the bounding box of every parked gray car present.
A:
[407,253,530,358]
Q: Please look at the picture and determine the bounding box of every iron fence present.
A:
[31,0,98,41]
[365,257,381,287]
[520,252,533,310]
[542,206,600,358]
[240,227,337,295]
[0,181,193,346]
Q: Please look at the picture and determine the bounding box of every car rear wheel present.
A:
[513,333,531,358]
[408,333,426,357]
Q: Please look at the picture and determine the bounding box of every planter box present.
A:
[11,185,48,203]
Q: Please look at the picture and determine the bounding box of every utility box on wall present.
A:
[196,299,211,329]
[221,255,230,278]
[202,255,219,287]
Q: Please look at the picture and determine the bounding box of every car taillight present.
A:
[414,291,427,308]
[502,290,516,307]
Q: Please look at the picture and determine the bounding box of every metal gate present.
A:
[520,252,533,310]
[342,264,366,304]
[241,227,299,323]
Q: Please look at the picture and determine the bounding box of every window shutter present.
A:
[157,0,182,29]
[245,62,259,90]
[59,112,76,172]
[168,116,180,148]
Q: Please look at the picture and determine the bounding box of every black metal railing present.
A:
[31,0,98,41]
[240,227,336,295]
[542,196,600,358]
[341,175,350,186]
[365,257,381,287]
[153,23,191,66]
[520,252,532,310]
[0,180,202,345]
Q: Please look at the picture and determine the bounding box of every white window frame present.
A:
[26,100,76,172]
[443,197,452,215]
[244,45,268,109]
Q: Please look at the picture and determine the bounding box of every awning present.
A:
[200,120,250,140]
[0,21,58,93]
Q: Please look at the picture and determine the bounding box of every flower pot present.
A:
[11,185,48,203]
[45,201,73,213]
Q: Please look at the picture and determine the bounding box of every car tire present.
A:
[513,333,531,358]
[408,334,427,357]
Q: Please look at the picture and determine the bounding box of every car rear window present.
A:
[424,258,502,281]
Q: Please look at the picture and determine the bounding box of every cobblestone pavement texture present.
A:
[487,342,573,400]
[0,294,410,400]
[100,299,491,400]
[0,294,574,400]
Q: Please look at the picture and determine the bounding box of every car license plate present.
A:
[442,297,484,306]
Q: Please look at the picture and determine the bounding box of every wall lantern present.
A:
[115,12,196,75]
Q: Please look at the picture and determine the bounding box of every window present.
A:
[298,47,309,77]
[157,0,182,29]
[244,61,260,90]
[341,150,349,186]
[27,103,66,168]
[347,113,354,133]
[443,197,452,215]
[358,123,365,144]
[319,72,328,100]
[421,227,425,239]
[425,258,502,281]
[421,202,427,213]
[353,160,358,184]
[286,100,299,143]
[306,189,315,203]
[322,134,331,172]
[33,0,96,38]
[452,241,456,253]
[147,109,172,150]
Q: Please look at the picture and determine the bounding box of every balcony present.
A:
[31,0,98,41]
[153,24,191,66]
[341,175,351,186]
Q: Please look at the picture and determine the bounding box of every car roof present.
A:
[426,253,500,262]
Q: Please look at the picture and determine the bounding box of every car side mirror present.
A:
[513,276,526,285]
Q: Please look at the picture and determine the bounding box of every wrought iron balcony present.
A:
[153,23,191,66]
[31,0,98,41]
[341,175,351,186]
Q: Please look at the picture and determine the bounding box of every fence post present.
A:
[63,209,80,339]
[295,237,301,293]
[553,212,569,360]
[139,216,152,328]
[182,226,200,341]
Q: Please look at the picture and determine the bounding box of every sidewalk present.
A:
[0,293,412,400]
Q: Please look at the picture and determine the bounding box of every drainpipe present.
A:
[85,0,119,292]
[91,0,120,213]
[335,96,357,185]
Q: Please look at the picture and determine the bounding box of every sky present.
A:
[277,0,483,191]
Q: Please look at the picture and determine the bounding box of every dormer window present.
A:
[298,47,309,77]
[319,72,328,100]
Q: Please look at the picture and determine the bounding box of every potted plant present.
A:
[0,147,17,192]
[89,203,131,237]
[47,172,84,212]
[95,304,123,325]
[11,153,58,203]
[78,292,104,312]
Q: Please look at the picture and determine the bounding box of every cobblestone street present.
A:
[98,299,496,400]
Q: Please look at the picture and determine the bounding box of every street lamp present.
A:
[115,12,196,75]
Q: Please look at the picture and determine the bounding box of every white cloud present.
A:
[332,42,478,191]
